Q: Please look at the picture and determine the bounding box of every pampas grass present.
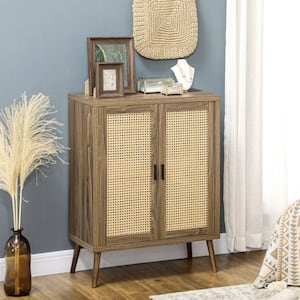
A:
[0,93,66,230]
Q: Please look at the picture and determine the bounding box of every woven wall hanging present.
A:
[133,0,198,60]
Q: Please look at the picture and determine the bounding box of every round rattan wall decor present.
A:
[133,0,198,60]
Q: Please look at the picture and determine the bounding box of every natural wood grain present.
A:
[207,240,217,272]
[70,244,81,273]
[187,242,193,259]
[92,253,101,288]
[0,250,266,299]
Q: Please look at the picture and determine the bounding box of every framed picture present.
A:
[96,62,124,98]
[88,37,136,95]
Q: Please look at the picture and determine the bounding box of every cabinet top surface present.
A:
[68,90,220,107]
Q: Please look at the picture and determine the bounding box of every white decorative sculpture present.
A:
[171,59,195,91]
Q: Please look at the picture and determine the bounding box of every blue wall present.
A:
[0,0,226,257]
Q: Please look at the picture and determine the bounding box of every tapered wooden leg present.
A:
[92,253,101,288]
[186,242,193,259]
[70,244,81,273]
[206,240,217,272]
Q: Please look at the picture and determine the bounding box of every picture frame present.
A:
[95,62,124,98]
[88,37,136,95]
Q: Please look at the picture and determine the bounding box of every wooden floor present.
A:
[0,250,265,299]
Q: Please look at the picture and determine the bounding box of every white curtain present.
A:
[261,0,300,239]
[224,0,300,252]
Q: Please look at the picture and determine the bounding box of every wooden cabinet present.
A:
[68,90,220,287]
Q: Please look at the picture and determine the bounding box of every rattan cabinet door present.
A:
[105,105,158,245]
[160,102,216,239]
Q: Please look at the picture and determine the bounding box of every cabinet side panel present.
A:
[91,106,106,247]
[209,100,220,235]
[68,100,93,246]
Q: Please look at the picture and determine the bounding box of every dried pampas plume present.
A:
[0,93,66,230]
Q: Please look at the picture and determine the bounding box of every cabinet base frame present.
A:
[70,240,217,288]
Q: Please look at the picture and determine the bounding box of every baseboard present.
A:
[0,233,242,282]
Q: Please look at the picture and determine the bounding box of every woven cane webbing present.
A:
[106,113,152,238]
[133,0,198,59]
[165,110,209,232]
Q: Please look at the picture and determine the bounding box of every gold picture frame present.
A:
[88,37,136,95]
[95,62,124,98]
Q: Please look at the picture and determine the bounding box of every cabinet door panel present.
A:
[160,102,212,238]
[105,106,158,244]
